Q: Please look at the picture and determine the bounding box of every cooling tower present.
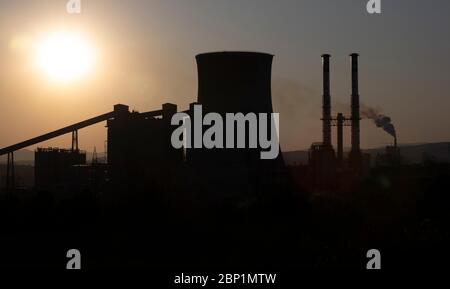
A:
[196,52,274,114]
[188,51,286,198]
[192,51,283,164]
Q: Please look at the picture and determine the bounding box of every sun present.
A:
[34,31,95,82]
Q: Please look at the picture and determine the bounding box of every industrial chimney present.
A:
[349,53,362,171]
[321,54,332,147]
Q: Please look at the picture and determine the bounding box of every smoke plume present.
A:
[361,105,396,137]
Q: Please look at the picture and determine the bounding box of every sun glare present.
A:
[35,32,95,82]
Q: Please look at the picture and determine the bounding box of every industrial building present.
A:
[0,52,288,207]
[106,103,182,195]
[34,147,86,192]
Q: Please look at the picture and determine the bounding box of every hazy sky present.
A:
[1,0,449,155]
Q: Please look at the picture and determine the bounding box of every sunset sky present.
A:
[0,0,449,156]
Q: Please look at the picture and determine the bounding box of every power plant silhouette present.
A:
[2,52,450,272]
[0,51,381,197]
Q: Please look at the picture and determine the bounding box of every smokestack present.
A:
[321,54,332,147]
[349,53,362,172]
[350,53,360,155]
[336,113,344,165]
